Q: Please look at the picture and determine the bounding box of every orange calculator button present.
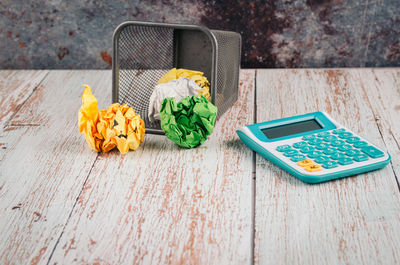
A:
[298,160,314,167]
[305,164,322,172]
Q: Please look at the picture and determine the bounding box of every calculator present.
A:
[236,112,391,183]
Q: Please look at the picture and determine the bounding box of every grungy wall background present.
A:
[1,0,399,69]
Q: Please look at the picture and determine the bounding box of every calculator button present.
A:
[353,154,369,162]
[284,150,299,157]
[321,161,339,169]
[298,159,314,167]
[300,146,316,154]
[361,146,385,158]
[332,128,346,134]
[307,151,323,158]
[345,149,361,156]
[323,148,337,155]
[322,135,338,142]
[346,137,360,144]
[338,157,354,165]
[330,140,346,147]
[317,132,331,137]
[291,155,307,162]
[292,141,309,148]
[314,156,331,163]
[302,135,316,140]
[338,132,353,139]
[337,144,353,151]
[305,164,322,172]
[353,141,368,148]
[330,152,347,160]
[276,145,292,152]
[308,138,323,145]
[315,143,330,150]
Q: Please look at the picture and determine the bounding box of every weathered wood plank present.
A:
[0,70,49,129]
[254,69,400,265]
[48,70,255,264]
[0,70,111,264]
[353,68,400,188]
[3,69,397,265]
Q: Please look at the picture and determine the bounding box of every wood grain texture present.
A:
[0,70,49,129]
[1,69,399,265]
[354,69,400,188]
[0,70,111,264]
[47,70,256,264]
[254,69,400,265]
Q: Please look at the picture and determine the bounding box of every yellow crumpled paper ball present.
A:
[158,68,211,101]
[78,84,145,154]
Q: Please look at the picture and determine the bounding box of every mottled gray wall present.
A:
[1,0,399,69]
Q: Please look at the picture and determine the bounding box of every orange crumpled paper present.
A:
[78,84,145,154]
[158,68,211,101]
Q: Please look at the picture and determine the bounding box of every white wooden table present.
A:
[0,69,399,265]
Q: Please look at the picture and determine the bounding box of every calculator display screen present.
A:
[262,119,322,139]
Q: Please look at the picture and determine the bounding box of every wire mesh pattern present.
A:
[212,30,241,119]
[117,25,174,130]
[113,22,241,134]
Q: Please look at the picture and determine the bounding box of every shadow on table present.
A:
[221,138,247,152]
[222,139,340,187]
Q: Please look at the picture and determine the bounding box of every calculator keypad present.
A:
[305,164,322,172]
[353,141,368,148]
[330,152,347,160]
[332,128,346,134]
[338,132,353,139]
[291,155,307,162]
[293,141,308,148]
[360,146,384,158]
[302,135,316,141]
[330,140,345,147]
[314,156,330,163]
[321,160,338,169]
[307,151,323,158]
[322,135,338,142]
[337,144,353,151]
[300,146,315,153]
[308,138,323,145]
[323,148,337,155]
[298,159,313,167]
[353,154,369,162]
[346,137,360,144]
[278,128,386,174]
[284,149,299,156]
[315,143,330,150]
[338,157,354,165]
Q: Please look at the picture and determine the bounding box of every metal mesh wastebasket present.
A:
[112,21,241,134]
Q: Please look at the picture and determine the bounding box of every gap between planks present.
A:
[251,69,258,265]
[253,69,400,265]
[46,152,100,265]
[40,70,255,264]
[357,72,400,193]
[373,117,400,194]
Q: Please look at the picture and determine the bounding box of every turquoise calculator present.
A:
[236,112,391,183]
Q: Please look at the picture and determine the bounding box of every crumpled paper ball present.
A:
[160,95,217,148]
[78,84,145,154]
[148,77,203,123]
[158,68,211,101]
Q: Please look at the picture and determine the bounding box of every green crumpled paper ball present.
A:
[160,95,218,148]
